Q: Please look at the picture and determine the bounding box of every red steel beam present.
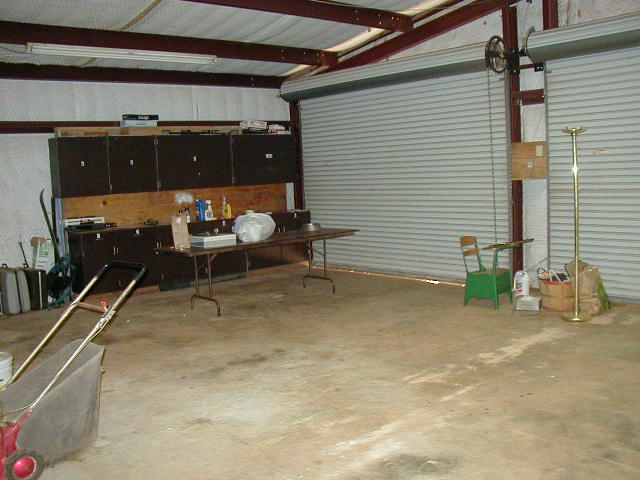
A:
[502,4,524,272]
[288,102,305,210]
[326,0,521,72]
[513,88,545,105]
[334,0,468,59]
[0,62,284,88]
[181,0,413,32]
[542,0,559,29]
[0,21,338,66]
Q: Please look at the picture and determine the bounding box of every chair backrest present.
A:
[460,236,485,273]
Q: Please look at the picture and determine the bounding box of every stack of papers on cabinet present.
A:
[189,233,237,248]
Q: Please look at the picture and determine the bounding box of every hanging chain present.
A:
[486,69,499,243]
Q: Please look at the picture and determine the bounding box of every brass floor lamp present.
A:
[561,127,591,322]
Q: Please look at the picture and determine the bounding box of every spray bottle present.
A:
[204,200,214,221]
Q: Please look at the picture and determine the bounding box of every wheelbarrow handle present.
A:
[96,261,147,283]
[5,261,147,392]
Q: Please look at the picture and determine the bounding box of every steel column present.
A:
[502,4,524,272]
[542,0,559,30]
[288,101,305,210]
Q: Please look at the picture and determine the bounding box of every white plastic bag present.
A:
[232,213,276,242]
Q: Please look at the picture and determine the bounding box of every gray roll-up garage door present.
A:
[299,70,509,282]
[546,46,640,301]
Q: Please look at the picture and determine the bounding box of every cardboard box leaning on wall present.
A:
[30,237,55,271]
[170,214,190,250]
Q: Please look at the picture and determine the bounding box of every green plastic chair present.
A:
[460,236,515,309]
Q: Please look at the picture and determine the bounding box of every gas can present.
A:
[513,270,530,297]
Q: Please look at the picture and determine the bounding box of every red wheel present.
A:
[5,450,45,480]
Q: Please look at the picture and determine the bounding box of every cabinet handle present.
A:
[113,245,117,255]
[129,159,134,166]
[193,155,197,162]
[80,160,85,167]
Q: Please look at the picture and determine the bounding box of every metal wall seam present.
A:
[546,46,640,300]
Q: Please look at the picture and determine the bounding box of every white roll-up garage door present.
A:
[546,46,640,301]
[300,71,509,282]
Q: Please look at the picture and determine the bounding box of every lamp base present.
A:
[561,311,591,322]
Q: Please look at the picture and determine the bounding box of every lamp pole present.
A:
[561,127,591,322]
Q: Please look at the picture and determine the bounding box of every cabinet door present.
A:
[79,231,119,294]
[49,137,110,197]
[155,226,192,285]
[108,136,158,194]
[115,228,156,287]
[232,135,297,186]
[157,136,232,191]
[191,136,232,189]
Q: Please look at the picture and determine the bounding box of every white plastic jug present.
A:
[513,270,530,297]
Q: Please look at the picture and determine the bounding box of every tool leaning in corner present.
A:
[39,189,75,307]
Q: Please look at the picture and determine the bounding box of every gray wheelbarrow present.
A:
[0,261,146,480]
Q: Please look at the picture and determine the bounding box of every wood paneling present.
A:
[63,184,287,227]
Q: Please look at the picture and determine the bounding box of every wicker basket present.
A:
[539,279,574,311]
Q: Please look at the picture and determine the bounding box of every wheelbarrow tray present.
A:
[0,340,104,465]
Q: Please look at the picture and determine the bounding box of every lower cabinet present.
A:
[68,229,162,294]
[68,231,120,294]
[67,211,310,293]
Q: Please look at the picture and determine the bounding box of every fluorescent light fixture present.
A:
[26,43,217,65]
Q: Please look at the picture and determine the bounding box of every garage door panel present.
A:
[546,46,640,300]
[300,70,509,282]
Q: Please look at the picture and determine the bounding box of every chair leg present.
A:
[463,286,471,305]
[492,283,499,310]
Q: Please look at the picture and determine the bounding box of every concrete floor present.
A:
[3,265,640,479]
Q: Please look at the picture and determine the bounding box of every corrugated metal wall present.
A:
[300,71,509,282]
[546,46,640,300]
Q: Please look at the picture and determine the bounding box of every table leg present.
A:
[302,239,336,294]
[190,253,221,316]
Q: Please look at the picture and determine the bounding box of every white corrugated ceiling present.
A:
[0,0,448,76]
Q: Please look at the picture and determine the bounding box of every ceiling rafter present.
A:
[180,0,414,32]
[286,0,468,80]
[0,21,338,67]
[326,0,521,72]
[0,62,284,88]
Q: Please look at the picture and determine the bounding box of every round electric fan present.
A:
[485,35,508,73]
